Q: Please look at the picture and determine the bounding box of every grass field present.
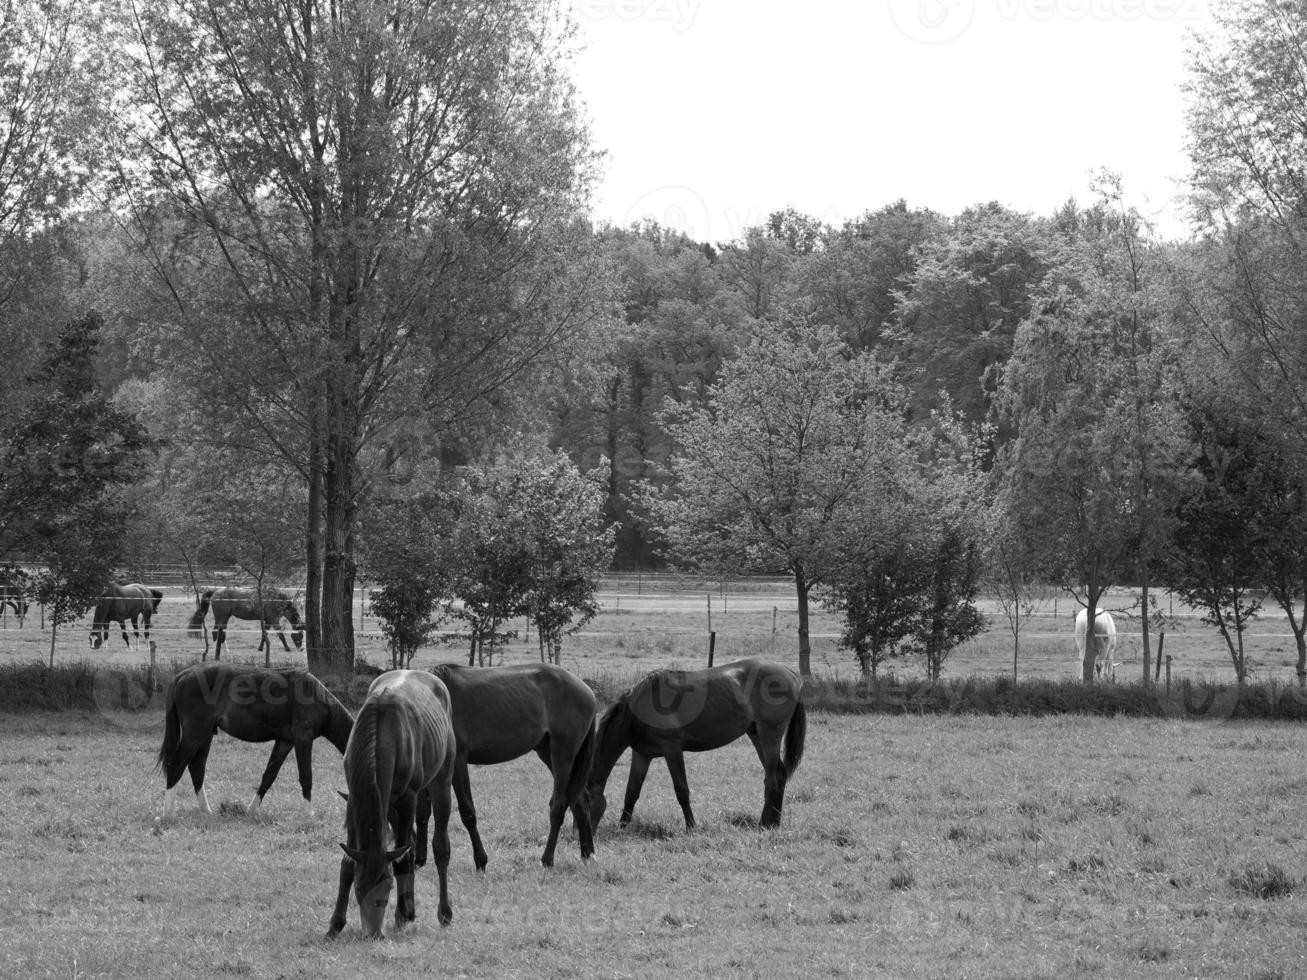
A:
[1,578,1304,686]
[2,710,1305,979]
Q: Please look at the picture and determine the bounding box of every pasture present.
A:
[2,711,1306,978]
[1,577,1305,686]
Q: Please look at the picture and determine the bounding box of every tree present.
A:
[825,412,988,681]
[112,0,601,674]
[1167,400,1271,684]
[0,313,152,558]
[360,495,450,669]
[997,195,1193,682]
[890,203,1048,432]
[642,321,916,677]
[0,313,152,660]
[435,450,613,666]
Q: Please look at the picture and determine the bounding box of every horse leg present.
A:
[277,627,292,652]
[747,726,787,828]
[213,625,225,661]
[163,731,206,818]
[663,749,696,830]
[292,740,315,817]
[539,737,575,868]
[392,796,418,928]
[415,789,431,868]
[452,760,488,871]
[188,735,215,815]
[430,778,454,926]
[620,752,652,827]
[325,855,355,940]
[119,618,132,648]
[247,739,295,817]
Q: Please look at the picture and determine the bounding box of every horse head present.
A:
[340,841,411,937]
[88,623,107,650]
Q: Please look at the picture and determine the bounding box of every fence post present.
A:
[708,630,716,668]
[148,640,158,692]
[1165,655,1172,695]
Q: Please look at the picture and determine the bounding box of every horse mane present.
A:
[344,708,387,847]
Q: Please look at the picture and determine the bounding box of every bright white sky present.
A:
[571,0,1216,244]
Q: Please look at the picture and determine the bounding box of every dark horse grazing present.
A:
[157,662,353,818]
[327,670,456,940]
[414,663,597,871]
[90,583,163,649]
[187,586,304,659]
[587,658,806,830]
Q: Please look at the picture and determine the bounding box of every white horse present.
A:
[1075,608,1118,682]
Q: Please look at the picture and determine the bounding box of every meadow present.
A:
[2,578,1307,978]
[2,710,1306,979]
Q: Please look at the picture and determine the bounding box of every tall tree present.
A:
[642,321,916,677]
[112,0,600,673]
[998,195,1192,682]
[0,314,152,657]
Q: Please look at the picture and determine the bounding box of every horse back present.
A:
[354,671,455,796]
[627,658,801,753]
[433,663,594,765]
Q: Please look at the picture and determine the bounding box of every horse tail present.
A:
[566,715,598,805]
[782,699,806,779]
[187,590,212,639]
[156,683,181,774]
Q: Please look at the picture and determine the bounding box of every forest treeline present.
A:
[1,0,1305,685]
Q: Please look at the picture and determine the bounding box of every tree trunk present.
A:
[1082,573,1105,684]
[305,427,325,671]
[1140,570,1152,686]
[794,564,812,678]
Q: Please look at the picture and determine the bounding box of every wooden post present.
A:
[1165,655,1173,695]
[148,640,157,692]
[708,630,716,668]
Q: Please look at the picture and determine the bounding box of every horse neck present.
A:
[346,713,391,846]
[590,701,633,791]
[327,698,354,754]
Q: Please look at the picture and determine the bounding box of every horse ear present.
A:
[338,790,349,803]
[340,843,367,862]
[385,844,412,864]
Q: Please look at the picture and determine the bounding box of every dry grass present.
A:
[2,711,1306,978]
[1,580,1303,687]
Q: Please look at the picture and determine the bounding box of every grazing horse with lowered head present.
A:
[587,658,806,831]
[1075,608,1119,682]
[157,663,354,817]
[90,583,163,650]
[187,586,304,659]
[327,670,456,940]
[414,663,596,871]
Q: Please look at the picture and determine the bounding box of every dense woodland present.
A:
[2,0,1306,684]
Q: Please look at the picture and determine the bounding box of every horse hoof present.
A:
[438,909,453,927]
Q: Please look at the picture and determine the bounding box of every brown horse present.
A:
[90,583,163,649]
[0,573,28,625]
[187,586,304,659]
[587,658,806,830]
[157,663,354,817]
[415,663,596,870]
[327,669,456,940]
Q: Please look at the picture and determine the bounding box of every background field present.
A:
[2,710,1305,979]
[1,576,1304,687]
